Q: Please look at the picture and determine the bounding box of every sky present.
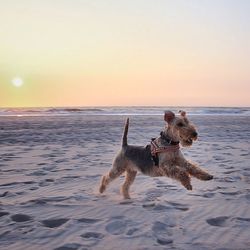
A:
[0,0,250,107]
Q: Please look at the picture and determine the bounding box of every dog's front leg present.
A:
[162,164,192,190]
[181,160,213,181]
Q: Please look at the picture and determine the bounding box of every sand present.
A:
[0,114,249,250]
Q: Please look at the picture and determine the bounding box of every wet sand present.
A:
[0,114,249,250]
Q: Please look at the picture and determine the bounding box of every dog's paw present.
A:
[185,184,193,190]
[205,174,213,181]
[99,176,107,193]
[99,185,106,193]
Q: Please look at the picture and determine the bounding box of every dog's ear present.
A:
[164,111,175,123]
[179,110,186,117]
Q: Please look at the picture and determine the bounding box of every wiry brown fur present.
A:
[99,111,213,199]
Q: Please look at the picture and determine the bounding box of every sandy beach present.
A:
[0,111,250,250]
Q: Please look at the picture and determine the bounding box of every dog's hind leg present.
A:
[99,167,125,194]
[121,169,137,199]
[99,154,126,194]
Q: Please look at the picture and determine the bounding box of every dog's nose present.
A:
[192,131,198,138]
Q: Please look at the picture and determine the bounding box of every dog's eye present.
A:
[177,122,184,127]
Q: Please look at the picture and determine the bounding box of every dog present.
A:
[99,110,213,199]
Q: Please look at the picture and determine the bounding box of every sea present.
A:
[0,106,249,117]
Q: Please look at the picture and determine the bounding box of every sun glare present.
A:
[12,77,23,87]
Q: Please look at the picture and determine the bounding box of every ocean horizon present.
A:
[0,106,250,117]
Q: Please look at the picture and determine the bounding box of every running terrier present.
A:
[99,110,213,199]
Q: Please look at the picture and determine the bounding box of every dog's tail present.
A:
[122,118,129,147]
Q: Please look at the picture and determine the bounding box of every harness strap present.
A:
[151,139,180,157]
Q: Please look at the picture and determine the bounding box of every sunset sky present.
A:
[1,0,250,107]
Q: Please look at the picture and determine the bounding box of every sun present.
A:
[12,77,23,87]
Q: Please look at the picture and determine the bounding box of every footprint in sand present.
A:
[206,216,231,227]
[11,214,32,222]
[77,218,101,224]
[207,216,250,228]
[105,220,128,235]
[54,243,82,250]
[80,232,104,247]
[157,237,173,245]
[152,221,173,245]
[0,211,9,217]
[41,218,69,228]
[81,232,104,239]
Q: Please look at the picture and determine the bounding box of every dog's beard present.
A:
[180,138,193,147]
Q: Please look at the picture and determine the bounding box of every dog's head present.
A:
[164,110,198,147]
